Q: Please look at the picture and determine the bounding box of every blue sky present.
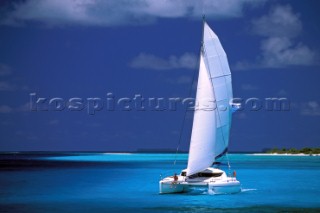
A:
[0,0,319,152]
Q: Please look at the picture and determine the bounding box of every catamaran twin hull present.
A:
[159,168,241,194]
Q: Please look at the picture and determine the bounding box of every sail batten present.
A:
[186,21,234,176]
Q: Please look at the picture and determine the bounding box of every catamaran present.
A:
[159,19,241,194]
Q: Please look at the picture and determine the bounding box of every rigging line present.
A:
[173,44,202,167]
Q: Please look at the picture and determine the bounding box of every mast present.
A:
[201,14,205,53]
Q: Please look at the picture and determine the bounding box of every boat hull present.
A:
[159,180,186,194]
[159,179,241,194]
[159,168,241,194]
[208,180,241,194]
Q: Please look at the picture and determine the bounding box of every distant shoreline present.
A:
[0,151,319,156]
[251,153,320,156]
[0,151,253,154]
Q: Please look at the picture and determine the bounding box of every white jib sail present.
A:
[186,22,234,176]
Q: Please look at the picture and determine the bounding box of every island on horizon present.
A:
[263,147,320,156]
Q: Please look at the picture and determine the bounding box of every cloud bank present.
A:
[234,5,317,70]
[1,0,264,27]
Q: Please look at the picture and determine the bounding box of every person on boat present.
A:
[173,173,178,181]
[233,170,237,177]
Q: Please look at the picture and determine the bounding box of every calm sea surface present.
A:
[0,153,319,212]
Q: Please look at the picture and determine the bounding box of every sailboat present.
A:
[159,19,241,194]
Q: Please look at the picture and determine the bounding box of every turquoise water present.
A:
[0,153,320,212]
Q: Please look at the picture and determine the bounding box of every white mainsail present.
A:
[186,22,234,176]
[186,53,216,176]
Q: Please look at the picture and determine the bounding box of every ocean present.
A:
[0,153,319,212]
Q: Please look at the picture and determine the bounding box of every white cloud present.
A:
[130,52,197,70]
[234,5,318,70]
[259,37,316,68]
[301,101,320,116]
[251,5,302,38]
[0,105,14,113]
[1,0,265,27]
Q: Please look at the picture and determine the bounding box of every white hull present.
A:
[208,180,241,194]
[159,181,187,194]
[159,168,241,194]
[159,178,240,194]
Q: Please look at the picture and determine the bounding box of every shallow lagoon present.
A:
[0,153,319,212]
